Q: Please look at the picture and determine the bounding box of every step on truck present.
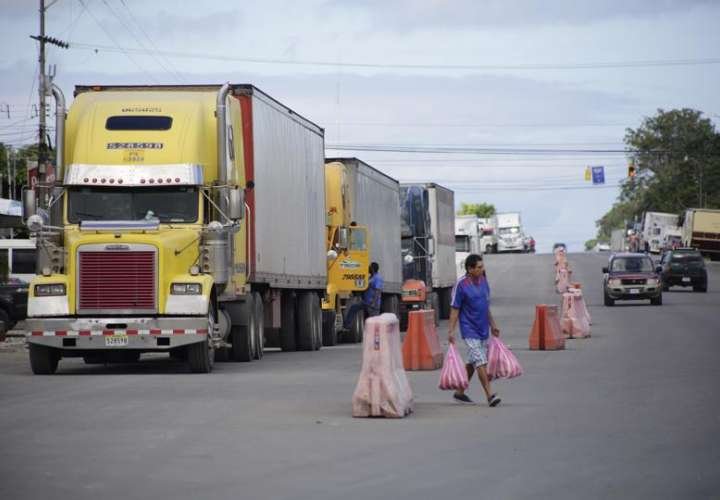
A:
[23,83,326,374]
[399,183,456,328]
[321,158,402,345]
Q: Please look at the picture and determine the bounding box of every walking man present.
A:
[448,254,502,407]
[343,262,383,329]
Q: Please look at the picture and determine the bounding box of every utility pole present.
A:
[31,0,68,186]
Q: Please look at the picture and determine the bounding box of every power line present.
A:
[68,42,720,72]
[78,0,158,83]
[327,143,643,155]
[320,121,629,129]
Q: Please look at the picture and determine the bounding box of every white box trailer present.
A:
[325,158,402,295]
[427,184,457,290]
[641,212,680,254]
[244,87,327,289]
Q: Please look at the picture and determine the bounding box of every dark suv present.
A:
[603,253,663,306]
[0,279,29,334]
[659,248,708,292]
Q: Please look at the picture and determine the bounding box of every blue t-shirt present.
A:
[451,275,491,340]
[363,273,383,313]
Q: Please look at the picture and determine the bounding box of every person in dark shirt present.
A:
[342,262,383,330]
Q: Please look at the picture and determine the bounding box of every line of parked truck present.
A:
[609,209,720,260]
[18,83,461,374]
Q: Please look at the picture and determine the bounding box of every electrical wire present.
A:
[68,42,720,71]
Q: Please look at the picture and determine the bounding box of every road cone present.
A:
[402,309,443,370]
[529,304,565,350]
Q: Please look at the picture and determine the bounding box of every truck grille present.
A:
[621,278,646,285]
[78,250,156,313]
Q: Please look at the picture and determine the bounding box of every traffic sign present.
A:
[591,166,605,185]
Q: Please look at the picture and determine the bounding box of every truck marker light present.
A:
[166,178,172,183]
[150,328,162,335]
[79,330,91,336]
[32,331,43,336]
[109,178,115,184]
[83,178,89,183]
[101,178,106,183]
[149,179,155,184]
[175,178,180,183]
[118,179,123,184]
[92,178,97,183]
[140,179,146,184]
[102,330,114,336]
[157,178,163,184]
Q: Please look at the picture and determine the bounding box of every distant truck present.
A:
[455,215,481,277]
[400,183,455,326]
[322,158,402,345]
[493,212,524,253]
[682,208,720,260]
[23,83,326,374]
[641,212,680,254]
[477,217,498,254]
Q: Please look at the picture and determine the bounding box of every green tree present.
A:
[457,202,496,218]
[594,108,720,239]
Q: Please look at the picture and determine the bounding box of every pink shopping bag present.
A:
[438,343,469,391]
[487,336,523,381]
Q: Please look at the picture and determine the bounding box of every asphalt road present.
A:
[1,253,719,500]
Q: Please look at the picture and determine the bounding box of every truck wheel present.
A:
[280,290,297,352]
[29,344,60,375]
[382,294,400,319]
[438,288,451,320]
[0,309,10,335]
[603,291,614,307]
[187,339,213,373]
[322,309,337,346]
[252,292,264,360]
[231,298,253,362]
[650,294,663,306]
[297,292,321,351]
[428,292,440,326]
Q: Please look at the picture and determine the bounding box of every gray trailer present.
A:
[427,184,456,316]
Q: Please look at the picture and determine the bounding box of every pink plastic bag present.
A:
[487,336,523,381]
[438,343,469,391]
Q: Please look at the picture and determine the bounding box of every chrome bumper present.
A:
[24,316,211,350]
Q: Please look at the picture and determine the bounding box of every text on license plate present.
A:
[105,335,128,347]
[629,288,640,294]
[682,277,691,283]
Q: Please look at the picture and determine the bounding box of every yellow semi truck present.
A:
[23,83,326,374]
[322,158,402,345]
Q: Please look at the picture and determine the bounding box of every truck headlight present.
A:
[608,279,621,288]
[171,283,202,295]
[35,284,67,296]
[647,278,659,286]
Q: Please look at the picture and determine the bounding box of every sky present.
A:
[1,0,719,252]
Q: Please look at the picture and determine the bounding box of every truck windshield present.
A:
[611,257,654,272]
[498,227,519,235]
[455,235,470,252]
[67,187,198,223]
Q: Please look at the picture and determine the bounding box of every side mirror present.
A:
[337,228,349,250]
[404,253,414,265]
[327,249,338,261]
[228,187,244,220]
[602,267,608,274]
[22,189,36,220]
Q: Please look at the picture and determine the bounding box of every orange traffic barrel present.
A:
[402,309,443,370]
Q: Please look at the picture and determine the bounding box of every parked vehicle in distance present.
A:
[0,280,28,334]
[553,242,567,252]
[681,208,720,261]
[0,239,37,283]
[477,217,498,254]
[659,248,708,292]
[493,212,524,253]
[603,253,663,306]
[640,211,680,254]
[523,235,536,253]
[455,215,482,278]
[595,242,610,252]
[610,229,627,252]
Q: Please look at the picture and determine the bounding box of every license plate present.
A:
[682,277,691,283]
[629,288,640,294]
[105,335,129,347]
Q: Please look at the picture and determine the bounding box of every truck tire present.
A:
[280,290,297,352]
[485,244,493,254]
[297,292,321,351]
[322,309,337,346]
[438,288,451,320]
[187,338,213,373]
[0,309,10,335]
[382,294,400,319]
[252,292,264,360]
[347,307,364,344]
[29,344,60,375]
[428,292,440,326]
[650,294,662,306]
[231,298,253,362]
[603,291,615,307]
